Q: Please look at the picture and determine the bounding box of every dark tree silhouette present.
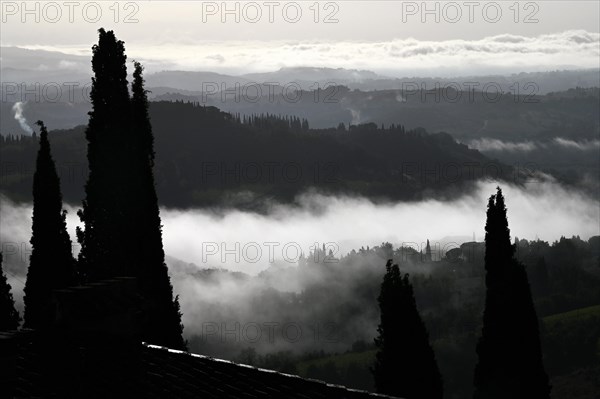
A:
[130,61,185,348]
[77,29,131,281]
[372,259,443,399]
[473,187,550,399]
[77,29,184,348]
[0,253,21,330]
[23,121,75,329]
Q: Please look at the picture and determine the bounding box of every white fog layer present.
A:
[2,179,598,277]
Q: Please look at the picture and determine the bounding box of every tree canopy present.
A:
[372,259,443,398]
[23,120,74,329]
[77,29,184,348]
[474,187,550,399]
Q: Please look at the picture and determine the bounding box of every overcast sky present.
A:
[1,1,599,75]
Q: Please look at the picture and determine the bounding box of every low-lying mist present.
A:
[159,180,599,274]
[468,137,600,153]
[1,179,598,356]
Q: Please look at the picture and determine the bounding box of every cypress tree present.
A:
[473,187,550,399]
[77,29,132,281]
[77,29,184,348]
[131,61,185,349]
[23,121,75,329]
[0,253,21,330]
[372,260,443,398]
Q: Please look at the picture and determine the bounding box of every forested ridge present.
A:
[1,101,514,209]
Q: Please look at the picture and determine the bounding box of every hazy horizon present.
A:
[2,1,599,75]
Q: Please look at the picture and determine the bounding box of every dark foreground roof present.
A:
[143,343,396,399]
[1,278,398,398]
[1,330,396,398]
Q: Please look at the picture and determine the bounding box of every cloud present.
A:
[155,30,599,76]
[348,108,362,124]
[468,138,538,152]
[206,54,225,64]
[11,102,33,135]
[157,180,599,274]
[553,137,600,151]
[469,137,600,153]
[15,30,600,77]
[58,60,80,69]
[3,179,597,280]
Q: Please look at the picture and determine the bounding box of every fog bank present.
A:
[2,179,598,278]
[1,179,598,345]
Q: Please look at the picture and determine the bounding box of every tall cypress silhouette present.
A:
[77,29,184,348]
[473,187,550,399]
[372,259,443,399]
[23,121,75,329]
[77,29,131,281]
[0,253,21,330]
[130,61,185,348]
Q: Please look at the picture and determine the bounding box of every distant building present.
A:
[425,239,432,262]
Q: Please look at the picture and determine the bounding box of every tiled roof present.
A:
[143,343,397,399]
[1,330,397,398]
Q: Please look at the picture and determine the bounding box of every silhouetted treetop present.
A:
[23,120,75,329]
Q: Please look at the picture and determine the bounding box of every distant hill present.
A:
[145,70,253,92]
[2,85,598,141]
[0,101,512,208]
[2,83,597,197]
[0,46,90,84]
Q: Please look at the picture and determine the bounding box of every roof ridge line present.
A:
[142,342,399,398]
